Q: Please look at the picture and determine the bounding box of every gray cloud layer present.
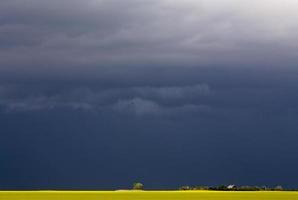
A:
[1,0,298,78]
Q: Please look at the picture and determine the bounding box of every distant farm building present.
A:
[227,185,236,189]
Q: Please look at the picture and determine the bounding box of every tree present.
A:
[217,185,228,190]
[133,182,144,190]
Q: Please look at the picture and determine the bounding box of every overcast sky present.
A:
[1,0,298,189]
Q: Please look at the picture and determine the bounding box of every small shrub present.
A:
[133,182,144,190]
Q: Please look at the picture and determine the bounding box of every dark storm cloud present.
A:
[2,70,298,189]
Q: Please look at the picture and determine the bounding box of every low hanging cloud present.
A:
[113,98,162,116]
[113,98,210,116]
[0,84,211,116]
[133,84,210,99]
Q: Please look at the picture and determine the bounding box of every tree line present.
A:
[179,185,287,191]
[132,182,298,191]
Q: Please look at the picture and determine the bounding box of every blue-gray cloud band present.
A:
[0,84,211,116]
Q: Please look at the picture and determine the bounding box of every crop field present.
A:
[1,191,298,200]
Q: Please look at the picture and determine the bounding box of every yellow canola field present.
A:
[1,191,298,200]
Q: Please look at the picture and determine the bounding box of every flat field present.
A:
[1,191,298,200]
